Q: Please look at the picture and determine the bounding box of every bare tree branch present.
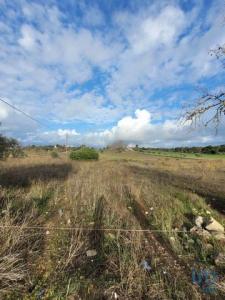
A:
[184,44,225,129]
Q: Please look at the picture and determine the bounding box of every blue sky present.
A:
[0,0,225,147]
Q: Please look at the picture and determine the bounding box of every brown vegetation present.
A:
[0,152,224,299]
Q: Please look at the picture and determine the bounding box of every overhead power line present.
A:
[0,96,45,126]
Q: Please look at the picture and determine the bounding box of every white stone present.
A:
[86,249,97,257]
[190,226,211,239]
[205,217,224,233]
[215,253,225,268]
[195,216,204,228]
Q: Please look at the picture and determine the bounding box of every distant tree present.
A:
[108,141,127,152]
[184,44,225,128]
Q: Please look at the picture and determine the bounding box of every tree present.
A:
[0,134,20,159]
[184,44,225,128]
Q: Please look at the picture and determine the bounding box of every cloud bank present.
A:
[36,109,224,147]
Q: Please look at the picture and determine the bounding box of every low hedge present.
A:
[69,147,99,160]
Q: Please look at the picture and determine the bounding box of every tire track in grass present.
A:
[123,185,202,299]
[129,164,225,215]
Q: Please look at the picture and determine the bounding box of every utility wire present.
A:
[0,96,45,126]
[0,224,191,233]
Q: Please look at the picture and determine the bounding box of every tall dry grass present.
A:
[0,154,224,298]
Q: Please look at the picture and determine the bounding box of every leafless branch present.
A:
[184,44,225,129]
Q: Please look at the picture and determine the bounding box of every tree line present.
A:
[135,144,225,155]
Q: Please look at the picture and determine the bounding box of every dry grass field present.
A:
[0,151,225,299]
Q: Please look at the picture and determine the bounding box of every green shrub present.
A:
[51,151,59,158]
[11,148,26,158]
[69,147,99,160]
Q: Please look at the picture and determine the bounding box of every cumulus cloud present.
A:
[85,109,225,147]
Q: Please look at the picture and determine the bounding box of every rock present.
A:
[140,259,151,271]
[86,249,97,257]
[213,232,225,241]
[190,226,211,239]
[215,253,225,268]
[205,217,224,233]
[195,216,204,228]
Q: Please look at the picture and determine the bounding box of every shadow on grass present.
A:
[0,163,72,187]
[76,196,108,299]
[123,185,190,266]
[86,196,105,277]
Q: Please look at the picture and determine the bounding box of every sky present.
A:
[0,0,225,147]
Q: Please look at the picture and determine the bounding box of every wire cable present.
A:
[0,96,45,126]
[0,224,191,233]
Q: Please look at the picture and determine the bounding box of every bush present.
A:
[69,147,99,160]
[51,151,59,158]
[0,134,20,160]
[11,148,26,158]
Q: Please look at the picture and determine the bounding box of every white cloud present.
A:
[127,5,186,54]
[18,25,37,49]
[0,103,8,119]
[86,109,225,147]
[106,1,225,103]
[57,129,79,137]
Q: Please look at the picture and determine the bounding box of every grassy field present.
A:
[133,150,225,160]
[0,151,225,299]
